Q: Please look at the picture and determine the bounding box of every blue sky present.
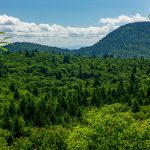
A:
[0,0,150,26]
[0,0,150,48]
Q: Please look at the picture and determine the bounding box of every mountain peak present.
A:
[78,22,150,57]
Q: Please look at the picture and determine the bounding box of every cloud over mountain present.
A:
[100,14,148,25]
[0,14,148,48]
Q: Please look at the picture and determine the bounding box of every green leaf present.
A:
[1,36,12,42]
[0,32,5,34]
[0,46,8,52]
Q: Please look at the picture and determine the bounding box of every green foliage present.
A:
[0,32,12,52]
[0,50,150,149]
[67,104,150,150]
[13,126,68,150]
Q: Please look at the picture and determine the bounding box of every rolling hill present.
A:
[3,22,150,58]
[4,42,71,54]
[77,22,150,57]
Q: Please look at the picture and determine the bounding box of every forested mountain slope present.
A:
[4,42,71,54]
[77,22,150,57]
[3,22,150,58]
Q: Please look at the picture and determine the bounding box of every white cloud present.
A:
[100,13,148,25]
[0,14,148,48]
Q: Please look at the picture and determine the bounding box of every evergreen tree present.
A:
[14,88,19,100]
[130,72,137,84]
[117,79,126,101]
[13,116,25,138]
[147,65,150,75]
[79,64,82,78]
[132,100,140,113]
[132,65,137,74]
[33,85,39,97]
[91,89,100,106]
[63,55,70,64]
[6,133,14,146]
[25,49,30,57]
[94,78,101,87]
[9,83,15,92]
[52,56,56,64]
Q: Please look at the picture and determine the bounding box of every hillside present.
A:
[4,42,72,54]
[77,22,150,57]
[3,22,150,58]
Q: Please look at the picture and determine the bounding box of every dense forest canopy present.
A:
[1,0,150,148]
[0,50,150,149]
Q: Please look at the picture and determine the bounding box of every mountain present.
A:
[3,22,150,58]
[4,42,72,54]
[77,22,150,57]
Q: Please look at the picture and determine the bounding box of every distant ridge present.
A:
[3,22,150,58]
[4,42,71,54]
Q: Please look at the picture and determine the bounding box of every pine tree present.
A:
[147,86,150,97]
[63,55,70,64]
[9,83,15,92]
[25,49,30,57]
[9,101,17,117]
[33,85,39,97]
[14,88,19,100]
[130,72,137,84]
[79,64,82,78]
[52,56,56,64]
[6,133,14,146]
[94,78,101,87]
[91,89,100,106]
[132,65,137,74]
[147,65,150,75]
[2,105,13,130]
[13,116,25,138]
[132,100,140,113]
[117,79,126,101]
